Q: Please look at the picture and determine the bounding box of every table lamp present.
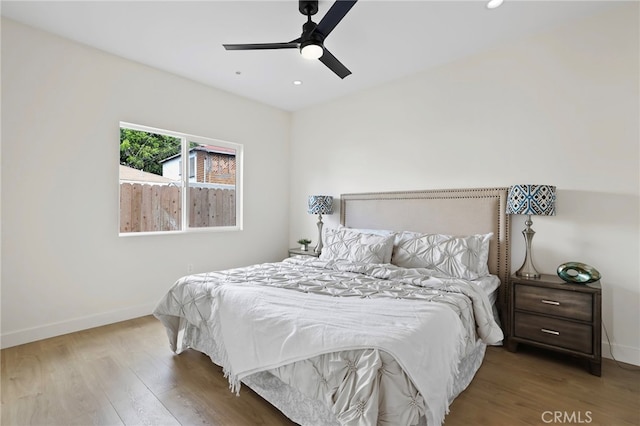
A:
[506,184,556,278]
[308,195,333,254]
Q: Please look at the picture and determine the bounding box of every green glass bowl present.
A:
[557,262,601,284]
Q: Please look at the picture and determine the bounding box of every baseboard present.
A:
[602,341,640,367]
[0,302,156,349]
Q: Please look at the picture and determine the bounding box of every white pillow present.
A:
[320,227,395,264]
[392,231,493,279]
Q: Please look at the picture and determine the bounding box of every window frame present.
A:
[119,121,243,236]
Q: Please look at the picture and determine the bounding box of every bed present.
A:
[154,187,511,426]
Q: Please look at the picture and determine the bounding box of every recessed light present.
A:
[293,80,303,86]
[486,0,504,9]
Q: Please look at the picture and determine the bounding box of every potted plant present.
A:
[297,238,312,251]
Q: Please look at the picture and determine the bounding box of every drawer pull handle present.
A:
[541,328,560,336]
[541,299,560,306]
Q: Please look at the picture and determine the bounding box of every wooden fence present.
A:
[120,183,235,233]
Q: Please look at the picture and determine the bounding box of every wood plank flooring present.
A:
[2,315,638,425]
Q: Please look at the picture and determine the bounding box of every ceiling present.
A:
[1,0,618,111]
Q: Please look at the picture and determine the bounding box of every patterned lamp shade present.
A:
[506,185,556,216]
[308,195,334,215]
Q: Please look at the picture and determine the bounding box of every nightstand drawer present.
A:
[515,284,593,322]
[514,312,593,354]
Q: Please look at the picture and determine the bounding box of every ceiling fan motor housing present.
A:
[301,20,324,44]
[300,19,324,58]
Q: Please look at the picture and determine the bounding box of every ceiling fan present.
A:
[223,0,358,79]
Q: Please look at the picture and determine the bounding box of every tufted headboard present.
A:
[340,188,511,331]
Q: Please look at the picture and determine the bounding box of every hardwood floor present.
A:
[2,315,638,425]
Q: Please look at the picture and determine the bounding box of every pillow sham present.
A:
[392,231,493,279]
[320,227,395,264]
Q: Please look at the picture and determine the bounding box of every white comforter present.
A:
[154,257,503,426]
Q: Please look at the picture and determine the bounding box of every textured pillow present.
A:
[320,228,395,264]
[392,231,493,279]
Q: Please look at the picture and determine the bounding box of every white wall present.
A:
[1,19,291,348]
[289,4,639,365]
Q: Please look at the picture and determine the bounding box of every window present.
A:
[119,122,242,234]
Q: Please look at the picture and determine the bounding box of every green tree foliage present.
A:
[120,128,181,175]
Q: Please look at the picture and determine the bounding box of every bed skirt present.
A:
[242,340,486,426]
[179,317,486,426]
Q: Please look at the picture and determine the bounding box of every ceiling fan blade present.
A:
[319,48,351,79]
[315,0,357,38]
[223,42,299,51]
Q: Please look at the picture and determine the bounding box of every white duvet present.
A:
[154,257,503,426]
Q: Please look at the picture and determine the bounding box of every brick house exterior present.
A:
[161,145,236,186]
[195,146,236,185]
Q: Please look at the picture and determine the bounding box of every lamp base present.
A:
[314,214,324,254]
[516,216,541,279]
[515,267,541,279]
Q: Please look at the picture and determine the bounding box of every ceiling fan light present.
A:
[301,43,323,60]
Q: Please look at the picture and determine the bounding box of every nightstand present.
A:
[288,247,320,258]
[507,273,602,376]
